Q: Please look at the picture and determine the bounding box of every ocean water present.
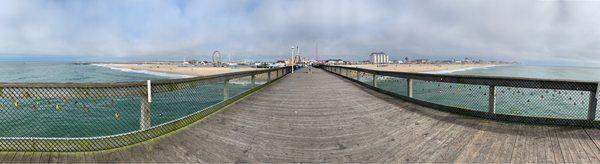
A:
[446,65,600,81]
[0,61,260,138]
[0,61,168,83]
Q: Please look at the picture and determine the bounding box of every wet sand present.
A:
[98,64,262,77]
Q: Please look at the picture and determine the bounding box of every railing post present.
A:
[372,74,377,87]
[224,78,229,100]
[346,69,349,77]
[251,75,256,86]
[588,83,598,121]
[356,71,360,81]
[489,85,496,113]
[407,78,413,98]
[140,80,152,130]
[276,69,280,78]
[268,71,271,81]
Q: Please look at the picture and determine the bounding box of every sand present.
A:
[340,64,497,73]
[100,63,495,78]
[99,64,262,77]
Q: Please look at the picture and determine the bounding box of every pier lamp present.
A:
[291,46,295,73]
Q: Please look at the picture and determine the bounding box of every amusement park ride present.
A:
[212,50,222,67]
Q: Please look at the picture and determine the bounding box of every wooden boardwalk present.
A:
[2,68,600,163]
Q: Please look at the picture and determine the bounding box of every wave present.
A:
[93,64,195,79]
[423,65,499,74]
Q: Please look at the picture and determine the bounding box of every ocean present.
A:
[0,61,170,83]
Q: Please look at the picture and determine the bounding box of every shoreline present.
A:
[93,64,195,79]
[341,64,499,74]
[422,65,501,74]
[94,63,262,78]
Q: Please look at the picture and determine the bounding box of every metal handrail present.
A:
[331,66,598,91]
[0,66,292,151]
[0,67,284,87]
[320,65,599,124]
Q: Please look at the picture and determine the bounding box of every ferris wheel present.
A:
[212,51,222,67]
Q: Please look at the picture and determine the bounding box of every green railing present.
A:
[0,66,291,151]
[321,65,600,127]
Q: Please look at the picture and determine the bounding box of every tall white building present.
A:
[370,52,389,64]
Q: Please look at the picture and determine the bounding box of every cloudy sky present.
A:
[1,0,600,66]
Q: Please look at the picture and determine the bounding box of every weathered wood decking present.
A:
[2,68,600,163]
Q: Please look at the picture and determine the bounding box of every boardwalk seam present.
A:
[584,129,600,156]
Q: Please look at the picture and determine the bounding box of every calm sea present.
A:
[0,61,168,83]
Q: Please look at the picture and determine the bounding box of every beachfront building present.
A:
[370,52,389,64]
[414,59,429,64]
[325,59,344,65]
[274,60,287,68]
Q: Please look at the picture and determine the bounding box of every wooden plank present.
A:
[27,152,42,163]
[537,126,564,163]
[509,124,562,163]
[510,124,535,163]
[36,152,51,163]
[477,122,517,163]
[57,153,87,163]
[555,127,592,163]
[549,127,566,163]
[575,129,600,162]
[584,128,600,161]
[10,152,27,163]
[47,152,61,163]
[454,122,498,162]
[0,152,16,163]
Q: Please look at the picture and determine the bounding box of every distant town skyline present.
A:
[2,0,600,67]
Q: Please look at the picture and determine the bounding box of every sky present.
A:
[1,0,600,66]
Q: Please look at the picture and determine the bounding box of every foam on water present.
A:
[93,64,195,79]
[423,65,499,74]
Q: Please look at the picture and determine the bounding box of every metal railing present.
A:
[0,67,291,151]
[321,65,600,127]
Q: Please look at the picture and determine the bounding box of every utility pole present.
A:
[315,42,319,62]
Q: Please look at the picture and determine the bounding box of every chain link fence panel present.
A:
[322,65,600,127]
[0,67,290,151]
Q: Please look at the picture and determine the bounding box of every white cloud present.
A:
[1,0,600,65]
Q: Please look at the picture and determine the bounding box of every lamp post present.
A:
[291,46,295,73]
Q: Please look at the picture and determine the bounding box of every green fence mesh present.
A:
[322,65,599,127]
[0,67,290,151]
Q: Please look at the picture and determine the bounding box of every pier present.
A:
[1,68,600,163]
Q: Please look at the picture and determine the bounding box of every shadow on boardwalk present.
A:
[2,68,600,163]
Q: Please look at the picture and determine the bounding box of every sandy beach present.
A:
[98,63,496,78]
[97,64,262,77]
[340,64,497,73]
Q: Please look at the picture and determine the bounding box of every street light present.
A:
[291,46,295,73]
